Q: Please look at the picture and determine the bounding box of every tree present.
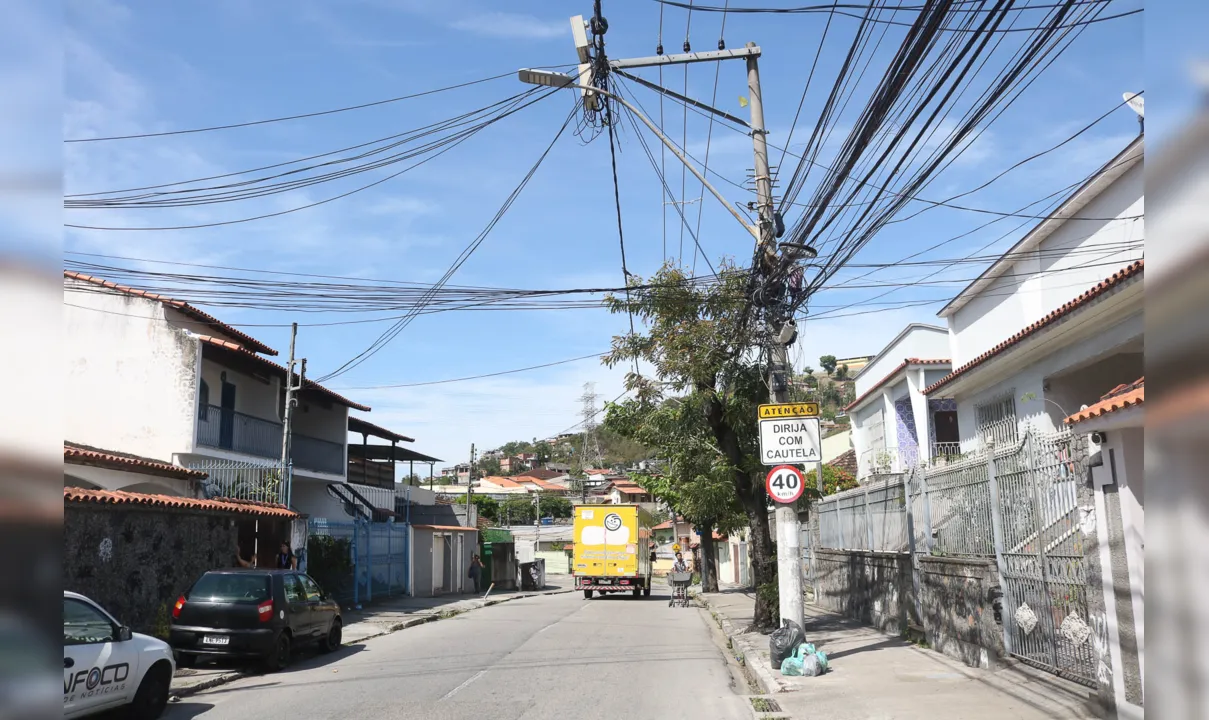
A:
[604,262,794,626]
[456,494,499,522]
[819,355,838,376]
[803,464,859,497]
[478,456,502,477]
[834,364,850,380]
[435,476,453,486]
[606,399,746,593]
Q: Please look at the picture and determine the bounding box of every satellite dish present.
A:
[1123,92,1144,118]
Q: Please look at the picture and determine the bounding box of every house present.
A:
[63,271,371,514]
[600,479,651,504]
[835,355,874,377]
[441,463,472,484]
[844,324,953,480]
[515,467,570,483]
[924,137,1144,452]
[64,442,209,499]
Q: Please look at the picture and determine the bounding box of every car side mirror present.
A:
[117,626,132,642]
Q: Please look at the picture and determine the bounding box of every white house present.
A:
[845,324,953,480]
[63,271,371,513]
[924,136,1145,452]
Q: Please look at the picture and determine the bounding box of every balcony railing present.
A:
[197,404,344,475]
[857,445,921,478]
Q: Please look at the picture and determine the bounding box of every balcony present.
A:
[857,445,920,479]
[197,405,345,476]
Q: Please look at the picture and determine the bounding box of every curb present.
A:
[170,586,574,699]
[696,595,789,695]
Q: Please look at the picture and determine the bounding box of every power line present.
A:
[64,68,571,142]
[331,352,609,390]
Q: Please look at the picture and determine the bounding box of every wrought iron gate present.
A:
[994,430,1096,687]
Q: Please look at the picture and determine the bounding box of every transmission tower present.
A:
[579,382,605,500]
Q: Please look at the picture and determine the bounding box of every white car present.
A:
[63,591,175,719]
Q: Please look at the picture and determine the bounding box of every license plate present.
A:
[203,635,229,646]
[599,579,612,584]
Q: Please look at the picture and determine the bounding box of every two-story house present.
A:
[924,136,1144,451]
[844,324,953,480]
[63,271,370,512]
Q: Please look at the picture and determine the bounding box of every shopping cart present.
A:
[668,572,692,608]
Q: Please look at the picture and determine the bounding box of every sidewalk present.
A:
[700,587,1097,720]
[170,577,574,698]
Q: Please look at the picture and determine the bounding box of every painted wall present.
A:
[821,429,852,464]
[947,162,1144,368]
[291,396,350,446]
[952,313,1143,452]
[855,325,950,398]
[64,286,200,462]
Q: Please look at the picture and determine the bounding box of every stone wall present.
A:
[811,549,917,634]
[64,504,240,634]
[809,548,1007,669]
[918,555,1005,669]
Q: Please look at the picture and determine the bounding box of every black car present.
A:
[169,569,341,671]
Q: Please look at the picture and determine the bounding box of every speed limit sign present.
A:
[765,465,805,504]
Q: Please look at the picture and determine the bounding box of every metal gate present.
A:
[994,430,1096,687]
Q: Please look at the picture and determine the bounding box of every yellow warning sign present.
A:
[758,402,820,419]
[672,543,681,553]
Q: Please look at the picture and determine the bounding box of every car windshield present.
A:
[188,573,271,603]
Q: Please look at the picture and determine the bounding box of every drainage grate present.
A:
[749,697,783,713]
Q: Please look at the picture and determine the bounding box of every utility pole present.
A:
[280,323,306,509]
[466,444,475,526]
[746,43,804,633]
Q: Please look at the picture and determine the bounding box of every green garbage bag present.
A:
[814,649,829,673]
[780,654,805,676]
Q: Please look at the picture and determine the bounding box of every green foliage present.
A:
[804,464,859,497]
[498,493,571,524]
[819,355,838,375]
[435,476,453,486]
[458,495,499,522]
[477,456,502,477]
[757,581,780,627]
[307,535,353,599]
[835,364,850,380]
[151,603,171,641]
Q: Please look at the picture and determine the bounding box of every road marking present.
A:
[440,669,485,700]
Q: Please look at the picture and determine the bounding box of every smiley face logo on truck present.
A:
[604,513,622,531]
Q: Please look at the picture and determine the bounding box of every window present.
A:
[975,392,1018,446]
[283,575,305,604]
[64,598,116,646]
[198,379,210,420]
[298,575,324,602]
[187,573,271,603]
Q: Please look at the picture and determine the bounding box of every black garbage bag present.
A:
[769,619,806,669]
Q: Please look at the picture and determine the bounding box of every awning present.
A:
[347,444,442,463]
[348,416,415,443]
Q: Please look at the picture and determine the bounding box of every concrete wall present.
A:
[198,356,280,422]
[947,162,1144,368]
[821,429,852,464]
[410,528,477,597]
[809,550,1007,669]
[64,504,239,634]
[64,286,201,462]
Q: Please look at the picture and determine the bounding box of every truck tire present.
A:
[643,586,651,597]
[583,589,593,599]
[632,587,641,598]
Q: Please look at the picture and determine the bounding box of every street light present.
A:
[518,68,759,240]
[778,241,818,261]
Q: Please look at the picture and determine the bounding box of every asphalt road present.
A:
[164,588,753,720]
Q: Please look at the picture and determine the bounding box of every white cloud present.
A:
[450,12,567,40]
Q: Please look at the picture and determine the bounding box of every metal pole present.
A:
[1024,433,1058,668]
[466,444,476,527]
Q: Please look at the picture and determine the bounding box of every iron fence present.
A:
[189,458,291,506]
[926,451,995,557]
[814,477,910,552]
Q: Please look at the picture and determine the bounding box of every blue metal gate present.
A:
[306,518,409,607]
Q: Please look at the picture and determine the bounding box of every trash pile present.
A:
[770,620,830,677]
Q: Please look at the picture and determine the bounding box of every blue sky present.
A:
[59,0,1154,464]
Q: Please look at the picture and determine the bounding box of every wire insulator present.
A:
[718,39,726,50]
[683,41,691,53]
[656,44,664,55]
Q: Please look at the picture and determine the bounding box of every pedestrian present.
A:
[468,554,484,594]
[672,551,688,573]
[235,542,257,568]
[275,541,297,570]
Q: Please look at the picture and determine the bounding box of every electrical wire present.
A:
[331,352,610,390]
[691,0,729,276]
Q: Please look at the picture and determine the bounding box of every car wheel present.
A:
[320,619,342,653]
[129,661,171,720]
[263,632,291,673]
[583,589,593,599]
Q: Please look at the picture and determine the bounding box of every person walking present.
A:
[468,554,484,594]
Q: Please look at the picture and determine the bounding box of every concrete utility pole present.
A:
[747,47,805,633]
[280,323,306,508]
[466,444,475,525]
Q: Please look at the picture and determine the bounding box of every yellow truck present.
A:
[572,504,654,599]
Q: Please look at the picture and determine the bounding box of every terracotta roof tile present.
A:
[515,468,564,481]
[64,271,277,356]
[827,448,858,477]
[196,335,371,412]
[844,358,950,411]
[926,261,1144,396]
[64,442,207,480]
[64,486,298,518]
[1065,378,1144,425]
[481,476,521,488]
